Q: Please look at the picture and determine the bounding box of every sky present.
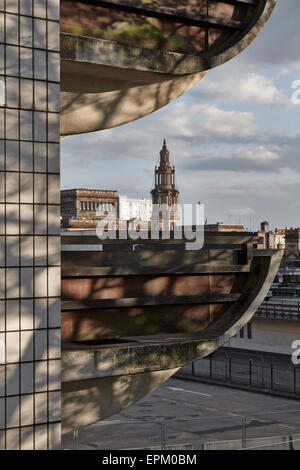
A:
[61,0,300,231]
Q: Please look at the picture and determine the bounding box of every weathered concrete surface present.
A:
[60,1,276,76]
[60,58,206,135]
[62,367,178,434]
[60,245,247,341]
[61,249,283,433]
[60,0,276,136]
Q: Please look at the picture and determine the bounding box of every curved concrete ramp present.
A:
[61,247,283,433]
[62,367,178,434]
[60,0,276,136]
[61,57,206,136]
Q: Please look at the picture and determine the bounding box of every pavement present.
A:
[62,375,300,450]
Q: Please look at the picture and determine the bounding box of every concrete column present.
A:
[0,0,61,449]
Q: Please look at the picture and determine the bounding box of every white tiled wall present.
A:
[0,0,61,449]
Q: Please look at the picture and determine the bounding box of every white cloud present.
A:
[228,208,255,216]
[192,72,289,107]
[181,146,281,173]
[247,147,280,161]
[206,146,280,162]
[144,102,258,142]
[198,104,257,138]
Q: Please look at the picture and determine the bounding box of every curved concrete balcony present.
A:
[60,0,277,136]
[60,233,282,433]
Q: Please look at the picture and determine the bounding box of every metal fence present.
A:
[257,299,300,319]
[62,409,300,450]
[177,348,300,397]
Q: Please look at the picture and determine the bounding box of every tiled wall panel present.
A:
[0,0,61,449]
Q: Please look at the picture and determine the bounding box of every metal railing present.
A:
[257,300,300,317]
[76,0,252,31]
[177,349,300,397]
[64,408,300,451]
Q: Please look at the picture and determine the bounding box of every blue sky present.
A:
[61,0,300,231]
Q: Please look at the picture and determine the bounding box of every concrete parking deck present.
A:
[62,376,300,450]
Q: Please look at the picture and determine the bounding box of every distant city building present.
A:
[225,313,300,356]
[151,140,179,229]
[205,221,286,251]
[61,140,183,231]
[119,196,152,222]
[60,141,181,231]
[285,228,300,259]
[205,222,245,233]
[257,221,277,250]
[61,188,118,229]
[275,228,286,250]
[225,269,300,356]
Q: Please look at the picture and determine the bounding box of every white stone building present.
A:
[119,196,152,222]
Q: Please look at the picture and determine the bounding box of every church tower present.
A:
[151,139,180,229]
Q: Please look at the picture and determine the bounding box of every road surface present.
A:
[62,376,300,450]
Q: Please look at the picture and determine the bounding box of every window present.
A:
[247,323,252,339]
